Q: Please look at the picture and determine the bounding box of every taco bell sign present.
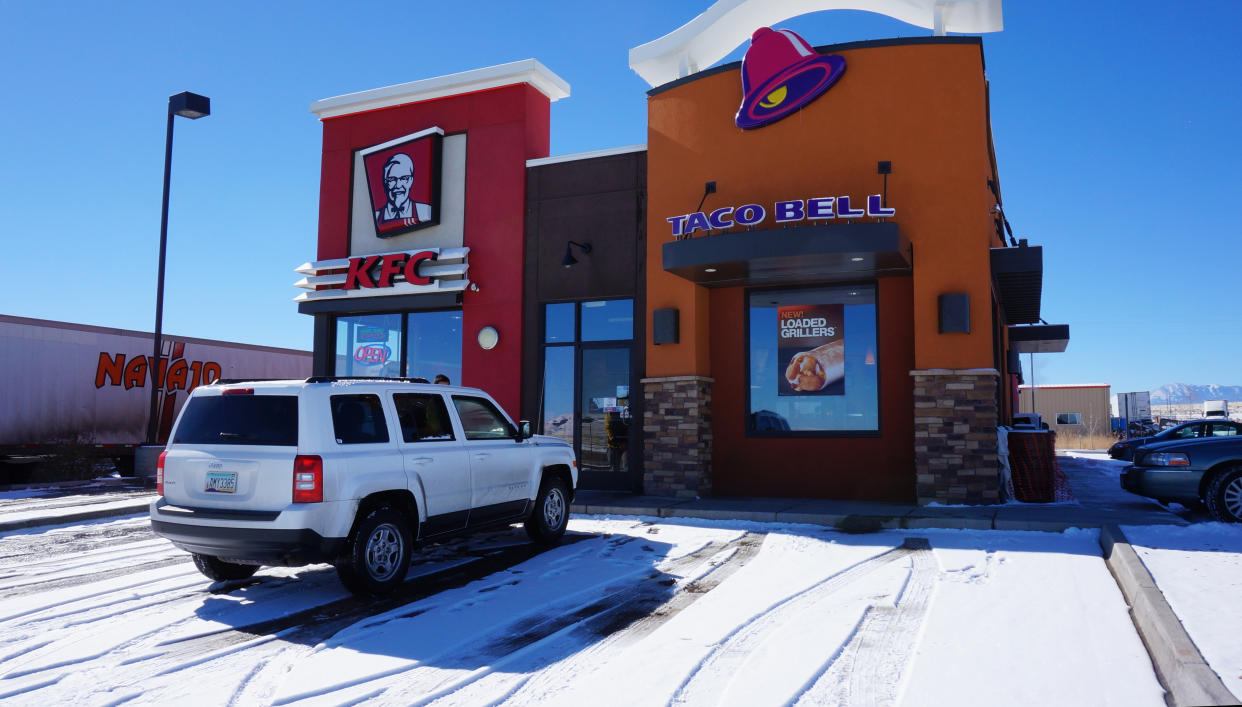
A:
[666,195,895,239]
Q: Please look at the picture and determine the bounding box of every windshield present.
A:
[172,395,299,446]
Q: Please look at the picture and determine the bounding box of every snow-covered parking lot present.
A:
[0,510,1183,706]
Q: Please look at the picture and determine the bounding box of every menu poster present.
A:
[778,304,845,396]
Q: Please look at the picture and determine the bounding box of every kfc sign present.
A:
[343,250,436,289]
[293,247,470,302]
[359,127,443,239]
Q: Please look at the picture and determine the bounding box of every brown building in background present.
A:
[1019,384,1112,449]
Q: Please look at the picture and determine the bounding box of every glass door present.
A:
[578,346,632,487]
[538,299,637,492]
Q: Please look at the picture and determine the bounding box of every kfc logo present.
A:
[361,128,443,238]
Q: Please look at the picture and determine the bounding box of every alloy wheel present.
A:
[365,522,403,581]
[1225,476,1242,520]
[543,487,566,529]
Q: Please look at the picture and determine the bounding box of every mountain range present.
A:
[1149,383,1242,404]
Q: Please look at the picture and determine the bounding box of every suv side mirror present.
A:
[516,420,533,440]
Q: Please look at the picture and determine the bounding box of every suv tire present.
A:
[192,553,260,581]
[336,506,412,595]
[524,475,569,545]
[1205,466,1242,523]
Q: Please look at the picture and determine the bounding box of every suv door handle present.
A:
[411,457,434,465]
[472,452,490,460]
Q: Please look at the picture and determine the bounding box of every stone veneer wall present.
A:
[642,376,713,498]
[911,368,1000,505]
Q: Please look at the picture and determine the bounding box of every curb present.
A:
[1099,524,1238,707]
[568,500,1178,533]
[0,500,153,533]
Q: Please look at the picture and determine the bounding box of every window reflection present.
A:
[545,303,574,343]
[406,310,462,383]
[581,300,633,341]
[542,346,574,443]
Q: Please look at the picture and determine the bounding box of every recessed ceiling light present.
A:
[705,268,717,273]
[850,257,864,262]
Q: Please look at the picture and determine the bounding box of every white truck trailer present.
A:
[1204,400,1229,418]
[1116,391,1153,438]
[0,314,311,479]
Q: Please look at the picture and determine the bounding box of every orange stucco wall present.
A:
[646,39,999,378]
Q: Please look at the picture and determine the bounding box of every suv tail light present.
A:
[292,455,323,503]
[157,451,167,495]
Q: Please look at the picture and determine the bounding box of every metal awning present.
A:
[1009,324,1069,353]
[991,243,1042,324]
[662,222,911,287]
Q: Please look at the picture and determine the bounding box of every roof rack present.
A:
[304,376,431,384]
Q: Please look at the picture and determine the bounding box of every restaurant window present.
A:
[332,310,461,381]
[336,313,401,377]
[747,284,879,434]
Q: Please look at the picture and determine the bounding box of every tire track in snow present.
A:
[0,557,191,598]
[0,520,153,566]
[670,537,931,707]
[792,537,937,707]
[352,534,763,707]
[0,533,602,703]
[434,533,767,707]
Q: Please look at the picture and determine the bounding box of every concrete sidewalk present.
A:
[570,453,1190,532]
[569,490,1188,532]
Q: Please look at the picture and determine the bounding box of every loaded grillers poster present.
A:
[778,304,845,396]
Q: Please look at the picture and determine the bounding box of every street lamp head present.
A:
[169,91,210,119]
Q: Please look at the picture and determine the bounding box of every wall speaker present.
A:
[653,308,679,345]
[939,293,970,334]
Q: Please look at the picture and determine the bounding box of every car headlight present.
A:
[1143,452,1190,467]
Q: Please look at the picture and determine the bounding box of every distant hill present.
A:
[1150,383,1242,404]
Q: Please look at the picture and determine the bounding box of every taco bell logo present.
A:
[736,27,846,130]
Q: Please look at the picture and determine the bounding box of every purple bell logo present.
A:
[736,27,846,130]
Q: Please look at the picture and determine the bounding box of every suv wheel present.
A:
[336,506,412,595]
[524,476,569,545]
[192,553,260,581]
[1205,467,1242,523]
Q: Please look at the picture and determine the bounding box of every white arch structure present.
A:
[628,0,1003,87]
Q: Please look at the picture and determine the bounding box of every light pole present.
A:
[147,91,210,444]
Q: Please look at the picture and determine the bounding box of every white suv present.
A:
[150,378,577,595]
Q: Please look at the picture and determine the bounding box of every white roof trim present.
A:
[526,144,647,167]
[628,0,1003,88]
[311,59,570,119]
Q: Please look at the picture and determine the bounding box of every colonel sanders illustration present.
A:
[374,152,432,228]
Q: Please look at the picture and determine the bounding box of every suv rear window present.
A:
[173,395,298,446]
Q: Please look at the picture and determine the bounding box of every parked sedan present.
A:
[1108,419,1242,461]
[1121,436,1242,522]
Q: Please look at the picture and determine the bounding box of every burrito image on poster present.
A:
[784,339,846,392]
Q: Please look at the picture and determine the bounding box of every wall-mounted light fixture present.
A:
[562,240,592,268]
[477,326,499,350]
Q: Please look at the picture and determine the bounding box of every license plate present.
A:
[205,471,238,494]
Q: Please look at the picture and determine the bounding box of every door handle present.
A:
[411,457,434,465]
[473,452,490,460]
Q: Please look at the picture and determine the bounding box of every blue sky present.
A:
[2,1,1238,395]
